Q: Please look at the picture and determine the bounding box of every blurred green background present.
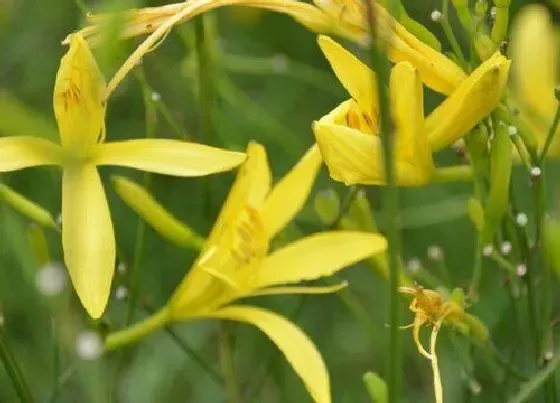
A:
[0,0,556,402]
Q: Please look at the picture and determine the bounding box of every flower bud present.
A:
[0,183,57,229]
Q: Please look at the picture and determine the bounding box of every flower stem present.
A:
[364,1,401,402]
[0,322,35,403]
[105,306,171,351]
[432,165,474,183]
[440,0,467,68]
[539,102,560,164]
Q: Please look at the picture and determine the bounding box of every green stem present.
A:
[432,165,473,183]
[440,0,467,67]
[105,307,171,351]
[219,324,240,403]
[539,103,560,164]
[0,323,35,403]
[364,2,401,402]
[510,345,560,403]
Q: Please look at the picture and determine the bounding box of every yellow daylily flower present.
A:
[510,5,560,156]
[312,37,510,185]
[65,0,464,95]
[106,143,388,403]
[312,35,435,186]
[0,34,245,319]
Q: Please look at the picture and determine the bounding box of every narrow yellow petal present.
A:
[317,35,378,118]
[62,164,115,318]
[254,231,387,289]
[261,145,322,239]
[208,305,331,403]
[53,34,107,154]
[0,136,63,172]
[390,62,434,186]
[112,176,204,250]
[511,5,558,120]
[249,282,348,297]
[313,121,383,185]
[426,52,511,152]
[170,143,270,311]
[94,139,246,176]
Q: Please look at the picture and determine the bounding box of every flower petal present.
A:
[0,136,63,172]
[317,35,378,119]
[253,231,387,289]
[390,62,434,185]
[262,145,322,239]
[62,164,115,318]
[426,51,511,152]
[53,34,107,154]
[170,143,270,311]
[249,281,347,297]
[511,5,558,121]
[94,139,246,176]
[208,305,331,403]
[313,121,383,185]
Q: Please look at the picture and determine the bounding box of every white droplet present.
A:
[430,9,443,22]
[117,262,127,275]
[151,92,161,102]
[76,331,103,360]
[427,245,444,261]
[507,125,518,136]
[115,286,128,300]
[516,264,527,277]
[500,241,512,256]
[35,262,67,297]
[469,379,482,395]
[406,258,421,273]
[516,212,528,227]
[490,6,497,19]
[530,166,542,177]
[271,53,288,73]
[482,245,493,257]
[544,349,554,361]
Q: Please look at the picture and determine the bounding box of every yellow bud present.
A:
[467,197,485,233]
[0,183,57,229]
[112,176,205,250]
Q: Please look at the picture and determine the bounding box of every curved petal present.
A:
[317,35,377,119]
[511,5,557,120]
[426,51,511,152]
[254,231,387,289]
[94,139,246,176]
[53,34,107,154]
[390,62,434,185]
[262,145,322,239]
[62,164,115,318]
[249,282,347,297]
[313,121,383,185]
[208,305,331,403]
[0,136,63,172]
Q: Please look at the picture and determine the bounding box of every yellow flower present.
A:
[65,0,465,95]
[312,35,434,186]
[312,36,510,186]
[510,5,560,156]
[106,143,388,403]
[0,34,245,318]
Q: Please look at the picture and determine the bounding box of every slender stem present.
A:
[431,165,474,183]
[510,345,560,403]
[105,307,171,351]
[440,0,467,67]
[539,103,560,164]
[364,2,401,402]
[0,323,35,403]
[219,324,240,403]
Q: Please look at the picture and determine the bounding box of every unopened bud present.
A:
[427,245,444,261]
[516,264,527,277]
[430,10,443,22]
[482,245,494,257]
[500,241,512,256]
[406,258,421,273]
[76,331,103,360]
[516,213,528,227]
[35,262,67,297]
